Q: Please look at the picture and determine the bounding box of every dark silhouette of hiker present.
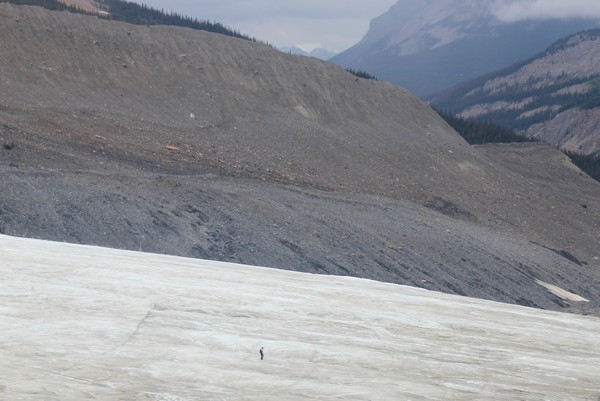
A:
[259,347,264,360]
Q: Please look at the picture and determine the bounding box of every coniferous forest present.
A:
[345,69,378,80]
[436,108,600,182]
[1,0,254,41]
[435,109,535,145]
[101,0,254,41]
[1,0,71,10]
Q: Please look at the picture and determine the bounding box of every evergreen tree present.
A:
[435,108,600,182]
[345,68,378,80]
[1,0,255,41]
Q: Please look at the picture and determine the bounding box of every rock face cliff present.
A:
[430,29,600,155]
[1,4,599,315]
[330,0,598,96]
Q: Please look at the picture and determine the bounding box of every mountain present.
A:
[330,0,599,96]
[280,46,309,55]
[279,46,336,60]
[308,47,336,60]
[430,29,600,155]
[1,4,600,315]
[3,234,600,400]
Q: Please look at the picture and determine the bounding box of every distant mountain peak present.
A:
[278,46,336,60]
[331,0,600,96]
[361,0,495,55]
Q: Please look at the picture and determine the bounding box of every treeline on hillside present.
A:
[102,0,254,41]
[0,0,71,10]
[435,108,536,144]
[436,108,600,182]
[563,150,600,182]
[345,69,378,80]
[1,0,254,41]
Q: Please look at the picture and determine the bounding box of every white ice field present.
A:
[1,234,599,400]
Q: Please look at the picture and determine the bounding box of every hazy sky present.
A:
[130,1,600,53]
[130,0,396,52]
[492,0,600,22]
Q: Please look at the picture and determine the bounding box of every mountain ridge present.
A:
[430,28,600,155]
[331,0,599,96]
[279,46,336,60]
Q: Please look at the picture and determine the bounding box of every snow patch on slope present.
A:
[536,280,589,302]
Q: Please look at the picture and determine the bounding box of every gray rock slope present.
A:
[1,4,599,315]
